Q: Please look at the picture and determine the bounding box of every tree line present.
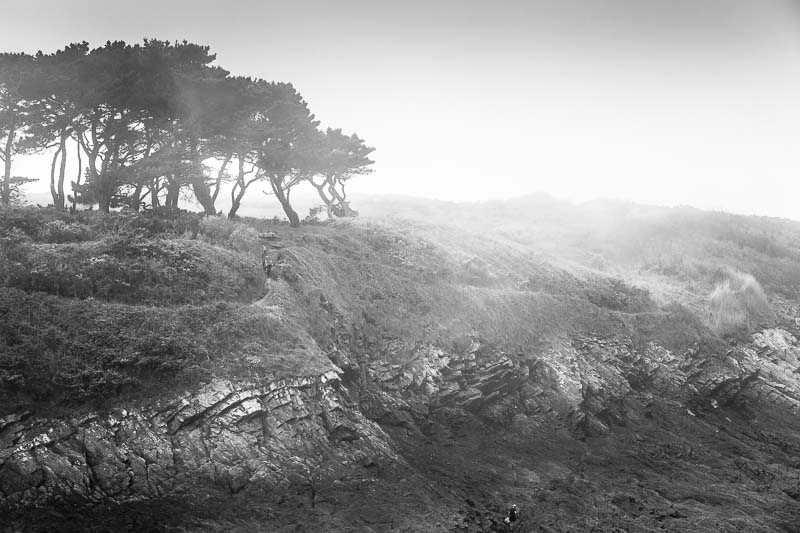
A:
[0,40,374,225]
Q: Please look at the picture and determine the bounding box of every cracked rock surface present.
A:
[4,327,800,531]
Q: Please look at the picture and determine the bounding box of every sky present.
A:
[3,0,800,219]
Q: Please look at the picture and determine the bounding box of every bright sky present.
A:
[3,0,800,219]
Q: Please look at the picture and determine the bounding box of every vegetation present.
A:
[0,207,327,412]
[0,40,374,223]
[2,195,799,533]
[0,288,329,408]
[1,193,794,416]
[708,269,773,337]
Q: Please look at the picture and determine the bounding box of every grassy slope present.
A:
[360,195,800,324]
[0,209,335,413]
[4,198,796,412]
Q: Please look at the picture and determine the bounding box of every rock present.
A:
[7,323,800,531]
[258,232,281,241]
[0,373,402,512]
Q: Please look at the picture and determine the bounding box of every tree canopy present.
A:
[0,40,374,224]
[0,52,36,206]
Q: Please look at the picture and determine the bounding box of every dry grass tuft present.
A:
[708,269,773,337]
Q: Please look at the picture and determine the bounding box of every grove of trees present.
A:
[0,40,374,224]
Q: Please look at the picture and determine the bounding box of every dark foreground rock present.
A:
[3,326,800,531]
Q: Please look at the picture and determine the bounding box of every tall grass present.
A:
[708,270,773,337]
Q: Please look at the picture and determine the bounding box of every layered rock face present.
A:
[0,371,400,512]
[6,326,800,531]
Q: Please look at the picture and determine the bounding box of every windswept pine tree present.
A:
[0,40,374,221]
[307,127,374,217]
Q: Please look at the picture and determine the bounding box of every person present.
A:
[261,247,273,278]
[504,504,520,528]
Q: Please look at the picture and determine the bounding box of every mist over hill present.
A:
[2,196,800,531]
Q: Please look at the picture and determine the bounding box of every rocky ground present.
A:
[3,203,800,531]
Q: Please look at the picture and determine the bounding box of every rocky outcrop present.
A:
[359,342,529,433]
[6,324,800,530]
[359,326,800,440]
[0,371,400,511]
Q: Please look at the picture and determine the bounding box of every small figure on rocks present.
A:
[261,247,273,278]
[504,504,520,528]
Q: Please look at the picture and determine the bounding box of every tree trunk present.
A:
[270,174,300,227]
[150,178,160,208]
[1,126,15,206]
[227,158,249,219]
[84,148,105,212]
[79,120,107,212]
[71,137,82,212]
[192,177,216,215]
[326,176,353,217]
[188,139,215,215]
[132,136,153,212]
[310,178,333,207]
[165,175,179,208]
[56,131,68,210]
[213,153,232,206]
[228,186,245,219]
[50,145,62,208]
[132,182,144,211]
[96,146,118,214]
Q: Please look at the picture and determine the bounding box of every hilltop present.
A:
[2,196,800,531]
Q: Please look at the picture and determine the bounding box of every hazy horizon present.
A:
[3,0,800,220]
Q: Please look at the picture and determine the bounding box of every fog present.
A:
[4,0,800,219]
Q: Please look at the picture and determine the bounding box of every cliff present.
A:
[2,200,800,531]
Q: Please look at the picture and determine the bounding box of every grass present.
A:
[0,230,264,305]
[0,208,330,412]
[359,196,800,299]
[0,198,793,412]
[708,270,773,338]
[0,288,332,411]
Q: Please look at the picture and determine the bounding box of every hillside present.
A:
[2,198,800,531]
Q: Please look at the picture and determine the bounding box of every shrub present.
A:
[84,208,202,238]
[37,220,92,243]
[227,224,260,253]
[0,288,333,409]
[199,216,236,243]
[0,207,68,238]
[583,276,654,312]
[708,270,773,337]
[123,210,200,238]
[197,216,261,255]
[0,235,264,305]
